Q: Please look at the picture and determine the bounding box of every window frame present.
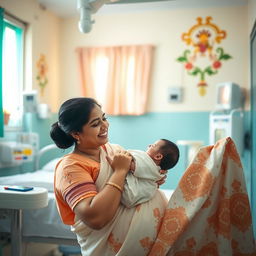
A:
[2,13,26,131]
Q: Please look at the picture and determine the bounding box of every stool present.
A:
[58,245,81,256]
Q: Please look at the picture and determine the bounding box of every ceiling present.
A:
[37,0,248,18]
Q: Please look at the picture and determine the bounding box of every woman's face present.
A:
[77,104,109,149]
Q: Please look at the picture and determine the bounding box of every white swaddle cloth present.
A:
[121,150,165,208]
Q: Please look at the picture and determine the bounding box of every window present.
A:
[76,45,154,115]
[2,14,25,128]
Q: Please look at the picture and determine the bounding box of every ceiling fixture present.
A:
[77,0,171,33]
[77,0,109,33]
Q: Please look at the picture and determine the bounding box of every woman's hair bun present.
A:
[50,122,75,149]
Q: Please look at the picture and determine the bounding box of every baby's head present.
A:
[146,139,180,170]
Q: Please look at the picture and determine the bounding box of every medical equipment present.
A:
[215,82,243,110]
[210,82,244,155]
[0,142,34,167]
[16,132,39,153]
[23,91,38,113]
[23,91,51,119]
[210,109,244,154]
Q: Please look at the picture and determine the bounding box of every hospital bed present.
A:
[0,145,78,246]
[0,144,174,247]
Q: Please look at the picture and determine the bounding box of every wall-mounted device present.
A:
[23,91,50,119]
[168,87,182,103]
[0,142,34,167]
[23,91,38,113]
[210,82,244,155]
[215,82,243,110]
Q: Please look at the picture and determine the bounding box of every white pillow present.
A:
[41,158,61,172]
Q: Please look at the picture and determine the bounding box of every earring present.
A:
[76,138,80,145]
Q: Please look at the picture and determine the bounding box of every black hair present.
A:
[159,139,180,170]
[50,97,100,149]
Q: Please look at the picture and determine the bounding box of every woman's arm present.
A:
[73,151,132,230]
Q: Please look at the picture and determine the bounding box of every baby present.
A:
[121,139,180,208]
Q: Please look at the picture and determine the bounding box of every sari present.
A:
[72,137,256,255]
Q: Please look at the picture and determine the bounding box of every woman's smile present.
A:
[98,130,108,138]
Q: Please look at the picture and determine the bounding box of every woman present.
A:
[51,97,256,256]
[50,97,168,256]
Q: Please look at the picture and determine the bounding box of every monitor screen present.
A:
[217,85,230,105]
[216,82,241,110]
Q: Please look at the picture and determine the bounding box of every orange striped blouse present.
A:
[54,153,100,225]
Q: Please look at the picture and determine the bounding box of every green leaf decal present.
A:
[177,57,186,62]
[190,67,201,76]
[204,66,216,75]
[220,54,232,60]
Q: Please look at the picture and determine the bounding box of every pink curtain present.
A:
[76,45,154,115]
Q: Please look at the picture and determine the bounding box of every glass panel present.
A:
[2,21,24,128]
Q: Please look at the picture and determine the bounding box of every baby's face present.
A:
[146,140,165,159]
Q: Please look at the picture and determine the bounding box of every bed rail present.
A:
[34,144,58,170]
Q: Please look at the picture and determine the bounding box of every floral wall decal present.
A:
[177,16,232,96]
[36,54,48,97]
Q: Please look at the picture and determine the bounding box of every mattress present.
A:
[0,170,54,192]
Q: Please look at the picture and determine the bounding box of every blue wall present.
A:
[107,112,251,191]
[108,112,209,190]
[2,111,250,193]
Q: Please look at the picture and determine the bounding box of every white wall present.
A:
[0,0,60,111]
[0,1,252,113]
[59,5,249,112]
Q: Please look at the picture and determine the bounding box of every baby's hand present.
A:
[156,170,168,187]
[159,169,168,175]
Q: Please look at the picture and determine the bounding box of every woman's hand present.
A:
[75,150,132,230]
[106,150,132,174]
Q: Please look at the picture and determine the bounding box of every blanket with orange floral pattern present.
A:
[72,138,255,256]
[149,137,256,255]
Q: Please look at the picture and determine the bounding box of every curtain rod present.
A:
[0,6,27,27]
